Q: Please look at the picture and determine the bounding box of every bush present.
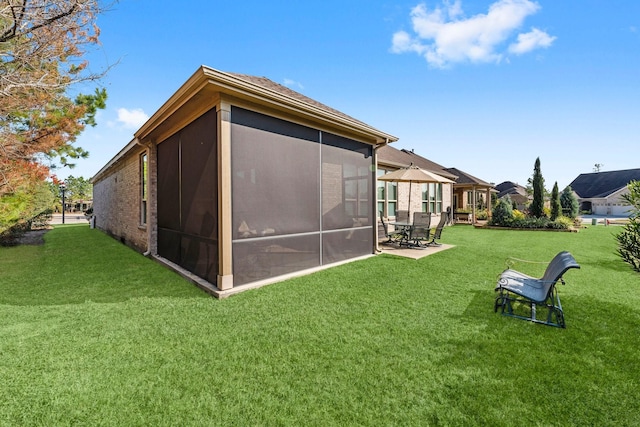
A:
[509,217,550,229]
[616,181,640,272]
[547,216,573,230]
[561,186,579,218]
[490,196,513,226]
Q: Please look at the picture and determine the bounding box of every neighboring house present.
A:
[92,66,398,296]
[376,146,494,223]
[569,168,640,215]
[495,181,530,211]
[444,167,495,222]
[376,146,457,223]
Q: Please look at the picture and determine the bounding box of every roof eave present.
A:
[135,66,398,145]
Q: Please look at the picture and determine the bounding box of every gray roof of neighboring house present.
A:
[444,167,494,188]
[569,168,640,198]
[495,181,525,193]
[377,145,458,180]
[495,181,529,199]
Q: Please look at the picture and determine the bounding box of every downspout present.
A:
[373,139,390,253]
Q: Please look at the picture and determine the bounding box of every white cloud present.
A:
[283,78,304,90]
[508,27,556,54]
[116,108,149,130]
[391,0,555,68]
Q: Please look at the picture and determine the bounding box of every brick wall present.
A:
[93,147,148,253]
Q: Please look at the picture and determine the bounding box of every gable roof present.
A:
[136,65,399,146]
[227,72,370,129]
[444,167,494,187]
[569,168,640,198]
[494,181,529,200]
[377,145,458,180]
[495,181,525,193]
[94,66,399,181]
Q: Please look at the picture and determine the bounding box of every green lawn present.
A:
[1,224,638,426]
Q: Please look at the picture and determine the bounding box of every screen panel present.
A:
[229,107,376,287]
[156,108,218,283]
[321,132,373,230]
[157,133,180,231]
[233,234,321,286]
[322,228,372,264]
[231,108,320,239]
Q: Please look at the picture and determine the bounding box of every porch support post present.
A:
[217,101,233,290]
[486,187,492,220]
[472,185,477,223]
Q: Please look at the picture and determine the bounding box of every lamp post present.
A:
[60,183,66,224]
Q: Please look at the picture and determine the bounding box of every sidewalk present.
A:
[50,213,89,225]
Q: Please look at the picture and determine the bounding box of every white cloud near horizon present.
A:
[391,0,556,68]
[116,107,149,129]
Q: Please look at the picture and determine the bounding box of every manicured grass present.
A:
[1,223,638,425]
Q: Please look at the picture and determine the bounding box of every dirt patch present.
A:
[16,228,51,245]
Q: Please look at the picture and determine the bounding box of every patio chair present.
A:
[395,210,410,224]
[379,211,401,244]
[426,213,448,246]
[494,251,580,328]
[409,212,431,247]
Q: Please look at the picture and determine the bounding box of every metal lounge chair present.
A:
[494,251,580,328]
[426,213,448,246]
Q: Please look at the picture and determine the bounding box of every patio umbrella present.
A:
[378,164,454,216]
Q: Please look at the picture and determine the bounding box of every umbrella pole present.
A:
[408,181,412,219]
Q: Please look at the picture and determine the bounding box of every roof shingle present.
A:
[569,168,640,198]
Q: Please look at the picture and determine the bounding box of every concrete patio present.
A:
[377,242,454,260]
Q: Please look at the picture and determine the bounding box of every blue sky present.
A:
[63,0,640,190]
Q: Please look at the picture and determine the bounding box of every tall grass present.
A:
[0,224,638,425]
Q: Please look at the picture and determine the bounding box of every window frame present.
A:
[377,168,397,217]
[421,182,443,213]
[140,151,148,226]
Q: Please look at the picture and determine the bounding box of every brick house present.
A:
[92,66,398,296]
[376,145,494,223]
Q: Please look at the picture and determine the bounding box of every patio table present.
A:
[389,221,413,247]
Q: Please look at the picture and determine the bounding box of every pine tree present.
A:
[530,157,545,218]
[560,186,579,218]
[550,182,561,220]
[0,0,109,197]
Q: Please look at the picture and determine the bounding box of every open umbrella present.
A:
[378,164,454,216]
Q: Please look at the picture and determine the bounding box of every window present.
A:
[377,168,397,217]
[140,152,148,225]
[343,164,370,219]
[421,182,443,213]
